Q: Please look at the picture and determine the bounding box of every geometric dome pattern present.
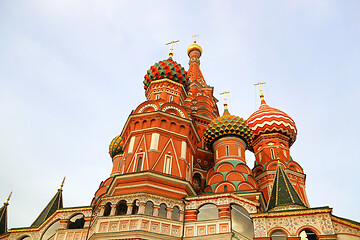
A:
[143,58,189,91]
[203,110,253,149]
[247,99,297,146]
[109,135,124,158]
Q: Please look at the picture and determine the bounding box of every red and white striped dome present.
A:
[247,98,297,146]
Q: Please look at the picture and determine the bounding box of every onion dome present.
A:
[247,97,297,146]
[143,58,189,91]
[187,42,202,57]
[203,107,253,149]
[109,135,124,158]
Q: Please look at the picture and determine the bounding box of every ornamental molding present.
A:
[138,104,158,113]
[162,105,185,118]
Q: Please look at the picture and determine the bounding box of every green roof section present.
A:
[0,203,8,235]
[31,187,64,228]
[0,192,12,235]
[267,162,307,211]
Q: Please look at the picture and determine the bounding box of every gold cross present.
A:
[254,82,266,98]
[166,40,179,57]
[220,91,230,105]
[192,34,199,43]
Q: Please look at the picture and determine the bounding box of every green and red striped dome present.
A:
[143,58,189,91]
[247,99,297,146]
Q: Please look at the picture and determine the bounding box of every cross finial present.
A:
[254,82,266,100]
[220,91,230,110]
[166,40,179,57]
[192,34,199,43]
[4,191,12,206]
[59,176,66,191]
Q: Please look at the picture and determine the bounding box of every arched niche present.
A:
[115,200,128,215]
[197,203,218,221]
[230,204,254,239]
[41,220,60,240]
[159,203,167,218]
[131,199,139,214]
[145,201,154,216]
[299,229,318,240]
[193,172,202,190]
[68,213,85,229]
[19,236,31,240]
[271,230,287,240]
[172,206,180,221]
[103,202,111,216]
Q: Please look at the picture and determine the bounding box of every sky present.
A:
[0,0,359,228]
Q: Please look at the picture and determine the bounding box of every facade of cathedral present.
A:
[1,41,360,240]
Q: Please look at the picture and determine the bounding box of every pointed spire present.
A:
[267,162,307,211]
[31,179,64,228]
[0,192,12,235]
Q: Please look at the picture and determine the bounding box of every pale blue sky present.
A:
[0,1,359,228]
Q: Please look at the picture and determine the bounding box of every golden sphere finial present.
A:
[187,34,202,56]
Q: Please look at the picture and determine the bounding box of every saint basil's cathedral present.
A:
[1,39,359,240]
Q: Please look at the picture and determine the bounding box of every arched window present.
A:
[41,220,60,240]
[300,229,318,240]
[226,146,230,156]
[197,203,218,221]
[132,199,139,214]
[68,214,85,229]
[271,230,287,240]
[224,185,228,192]
[169,95,173,102]
[116,200,128,215]
[159,203,167,218]
[103,202,111,216]
[172,206,180,221]
[231,204,254,239]
[145,201,154,216]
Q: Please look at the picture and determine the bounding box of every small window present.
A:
[270,148,275,159]
[224,185,228,192]
[115,200,128,215]
[226,146,229,156]
[156,94,159,100]
[136,156,143,172]
[132,200,139,214]
[145,201,154,216]
[169,95,173,102]
[159,203,167,218]
[164,156,172,174]
[103,202,111,216]
[68,214,85,229]
[172,206,180,220]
